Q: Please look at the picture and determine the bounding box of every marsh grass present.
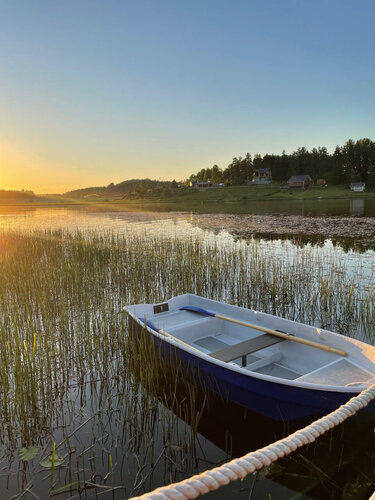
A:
[0,228,373,497]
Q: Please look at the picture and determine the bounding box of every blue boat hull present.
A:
[131,319,375,422]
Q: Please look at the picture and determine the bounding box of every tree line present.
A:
[189,138,375,187]
[0,189,35,202]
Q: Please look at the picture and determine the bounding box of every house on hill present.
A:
[190,180,214,188]
[350,182,365,192]
[252,168,272,184]
[287,175,313,189]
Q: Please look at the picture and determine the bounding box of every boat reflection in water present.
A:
[145,364,375,500]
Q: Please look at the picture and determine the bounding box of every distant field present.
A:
[92,184,375,205]
[158,184,372,202]
[1,184,374,207]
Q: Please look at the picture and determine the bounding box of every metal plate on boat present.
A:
[153,302,169,314]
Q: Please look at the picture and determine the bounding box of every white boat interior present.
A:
[126,294,375,390]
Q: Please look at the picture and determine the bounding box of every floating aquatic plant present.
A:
[18,446,38,461]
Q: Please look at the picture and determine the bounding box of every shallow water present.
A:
[1,205,374,282]
[0,206,374,499]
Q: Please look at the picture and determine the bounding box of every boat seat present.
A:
[296,359,374,386]
[210,333,285,367]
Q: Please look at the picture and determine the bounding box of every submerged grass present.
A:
[0,228,373,497]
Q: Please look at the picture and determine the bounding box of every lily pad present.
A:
[19,446,38,461]
[40,454,65,468]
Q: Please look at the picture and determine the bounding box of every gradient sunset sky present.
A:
[1,0,374,193]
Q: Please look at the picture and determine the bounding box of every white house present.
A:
[350,182,365,192]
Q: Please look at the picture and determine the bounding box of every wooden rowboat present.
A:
[124,294,375,421]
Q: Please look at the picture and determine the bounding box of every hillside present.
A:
[123,183,375,205]
[64,179,172,199]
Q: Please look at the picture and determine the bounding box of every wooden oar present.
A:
[181,306,347,357]
[139,318,202,354]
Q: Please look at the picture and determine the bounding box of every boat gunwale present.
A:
[125,307,374,394]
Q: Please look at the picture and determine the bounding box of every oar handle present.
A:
[181,306,347,357]
[214,313,347,357]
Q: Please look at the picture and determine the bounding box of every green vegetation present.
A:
[102,183,375,207]
[63,178,172,199]
[1,186,374,216]
[59,137,375,203]
[0,228,373,496]
[3,139,374,209]
[17,184,374,208]
[191,138,375,187]
[0,230,209,496]
[0,189,35,203]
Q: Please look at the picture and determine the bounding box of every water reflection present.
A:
[1,205,374,252]
[350,199,365,216]
[0,207,374,279]
[136,198,375,216]
[148,366,375,500]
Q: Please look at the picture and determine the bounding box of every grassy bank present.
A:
[1,184,375,209]
[94,183,375,206]
[140,183,375,204]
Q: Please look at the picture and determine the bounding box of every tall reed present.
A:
[0,228,373,497]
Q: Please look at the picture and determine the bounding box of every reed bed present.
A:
[0,228,373,498]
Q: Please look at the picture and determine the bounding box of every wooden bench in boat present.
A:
[210,333,285,367]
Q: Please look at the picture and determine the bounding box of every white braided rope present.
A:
[130,383,375,500]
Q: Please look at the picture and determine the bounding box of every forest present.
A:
[190,138,375,187]
[62,138,375,199]
[0,189,35,202]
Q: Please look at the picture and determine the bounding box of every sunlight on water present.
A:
[1,206,374,285]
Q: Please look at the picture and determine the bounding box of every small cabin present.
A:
[350,182,365,192]
[190,181,213,188]
[287,175,313,189]
[252,168,272,184]
[316,178,326,186]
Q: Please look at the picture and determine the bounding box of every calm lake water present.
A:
[138,197,375,216]
[1,205,374,284]
[0,205,374,499]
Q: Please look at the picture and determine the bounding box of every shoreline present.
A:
[2,184,375,208]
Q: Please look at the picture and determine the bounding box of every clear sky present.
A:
[1,0,374,193]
